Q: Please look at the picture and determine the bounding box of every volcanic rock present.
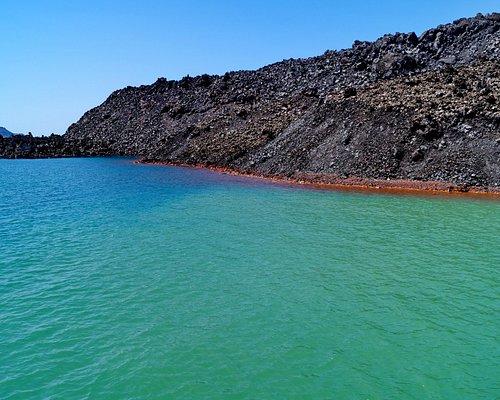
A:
[3,14,500,189]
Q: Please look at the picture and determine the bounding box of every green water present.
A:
[1,158,499,399]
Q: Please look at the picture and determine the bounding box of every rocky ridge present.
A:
[0,134,111,159]
[2,13,499,190]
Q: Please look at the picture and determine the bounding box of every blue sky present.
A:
[1,0,497,135]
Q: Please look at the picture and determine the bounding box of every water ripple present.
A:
[1,158,499,399]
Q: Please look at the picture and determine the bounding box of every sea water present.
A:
[1,157,498,399]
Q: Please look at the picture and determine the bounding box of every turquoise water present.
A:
[1,157,499,399]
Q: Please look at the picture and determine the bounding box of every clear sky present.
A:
[1,0,497,135]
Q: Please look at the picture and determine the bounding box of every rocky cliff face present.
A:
[5,14,500,189]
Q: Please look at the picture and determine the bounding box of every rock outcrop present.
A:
[3,13,500,189]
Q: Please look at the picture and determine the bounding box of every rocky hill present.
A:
[3,13,500,190]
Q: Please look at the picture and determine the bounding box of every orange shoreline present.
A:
[137,160,500,199]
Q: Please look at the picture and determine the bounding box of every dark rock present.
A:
[411,149,424,162]
[407,32,419,46]
[343,87,357,98]
[485,13,500,22]
[393,147,405,160]
[423,128,442,141]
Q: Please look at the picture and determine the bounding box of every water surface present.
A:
[1,158,499,399]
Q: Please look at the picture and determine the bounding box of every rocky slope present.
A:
[3,13,500,189]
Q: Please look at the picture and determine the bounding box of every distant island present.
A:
[0,127,16,137]
[1,13,499,193]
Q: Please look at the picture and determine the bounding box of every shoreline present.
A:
[138,160,500,199]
